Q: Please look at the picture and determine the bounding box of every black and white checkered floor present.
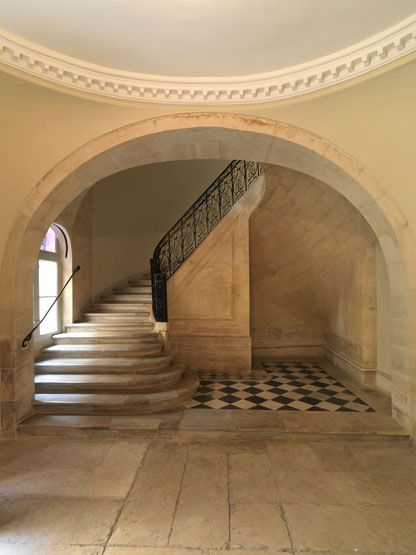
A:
[185,360,375,412]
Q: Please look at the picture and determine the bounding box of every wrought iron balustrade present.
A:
[150,159,262,322]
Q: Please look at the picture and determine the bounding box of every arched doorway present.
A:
[0,114,414,433]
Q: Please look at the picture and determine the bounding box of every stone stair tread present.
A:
[35,373,196,403]
[35,367,182,385]
[70,322,153,328]
[67,327,154,334]
[92,301,147,312]
[83,312,151,319]
[44,343,160,352]
[33,372,198,407]
[113,291,151,296]
[112,288,151,292]
[91,304,151,311]
[100,291,152,303]
[82,319,152,325]
[102,291,151,295]
[34,366,183,393]
[35,356,172,373]
[53,331,158,339]
[35,356,170,366]
[100,300,152,305]
[42,344,162,359]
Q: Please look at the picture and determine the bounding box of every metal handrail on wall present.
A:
[22,265,81,348]
[150,159,262,322]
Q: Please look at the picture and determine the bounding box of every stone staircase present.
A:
[32,275,199,416]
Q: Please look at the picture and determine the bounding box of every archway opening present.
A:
[0,114,413,434]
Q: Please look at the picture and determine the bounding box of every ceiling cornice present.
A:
[0,14,415,104]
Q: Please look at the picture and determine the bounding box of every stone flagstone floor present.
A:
[0,436,415,553]
[9,357,413,553]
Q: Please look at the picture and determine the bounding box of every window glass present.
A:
[38,259,59,335]
[39,298,58,335]
[38,260,58,297]
[40,227,57,253]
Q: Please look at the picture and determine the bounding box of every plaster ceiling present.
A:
[1,0,415,77]
[0,0,415,103]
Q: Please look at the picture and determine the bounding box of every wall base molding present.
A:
[376,368,392,394]
[252,345,324,361]
[252,344,379,388]
[323,346,377,386]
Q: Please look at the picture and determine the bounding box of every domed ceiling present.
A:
[0,0,415,103]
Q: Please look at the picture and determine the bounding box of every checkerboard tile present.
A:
[185,360,375,412]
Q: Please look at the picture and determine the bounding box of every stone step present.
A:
[91,303,151,313]
[68,322,154,332]
[35,355,172,374]
[41,343,163,359]
[113,286,152,294]
[53,331,159,345]
[33,371,199,415]
[128,279,151,286]
[34,365,184,394]
[84,313,151,322]
[100,294,152,303]
[18,412,412,441]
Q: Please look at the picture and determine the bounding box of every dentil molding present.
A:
[0,14,415,104]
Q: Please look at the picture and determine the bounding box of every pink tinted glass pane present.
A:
[40,227,56,253]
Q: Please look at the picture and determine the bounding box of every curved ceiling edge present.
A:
[0,14,415,105]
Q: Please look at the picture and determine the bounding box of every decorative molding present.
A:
[0,15,415,104]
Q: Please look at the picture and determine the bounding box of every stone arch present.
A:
[1,113,414,433]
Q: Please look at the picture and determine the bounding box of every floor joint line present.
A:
[102,442,151,549]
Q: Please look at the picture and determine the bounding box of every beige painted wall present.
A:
[250,165,377,374]
[0,59,415,282]
[92,160,228,293]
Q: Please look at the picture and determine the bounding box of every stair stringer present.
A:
[166,174,266,372]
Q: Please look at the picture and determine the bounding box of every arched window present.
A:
[33,224,72,343]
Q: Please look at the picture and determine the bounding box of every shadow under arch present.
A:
[1,113,415,434]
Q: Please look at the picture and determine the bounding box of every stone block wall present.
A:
[167,177,265,371]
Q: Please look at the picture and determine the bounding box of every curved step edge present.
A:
[34,364,185,394]
[35,356,173,374]
[33,371,199,414]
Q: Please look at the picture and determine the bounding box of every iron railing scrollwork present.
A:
[150,159,262,321]
[22,265,81,348]
[150,258,168,323]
